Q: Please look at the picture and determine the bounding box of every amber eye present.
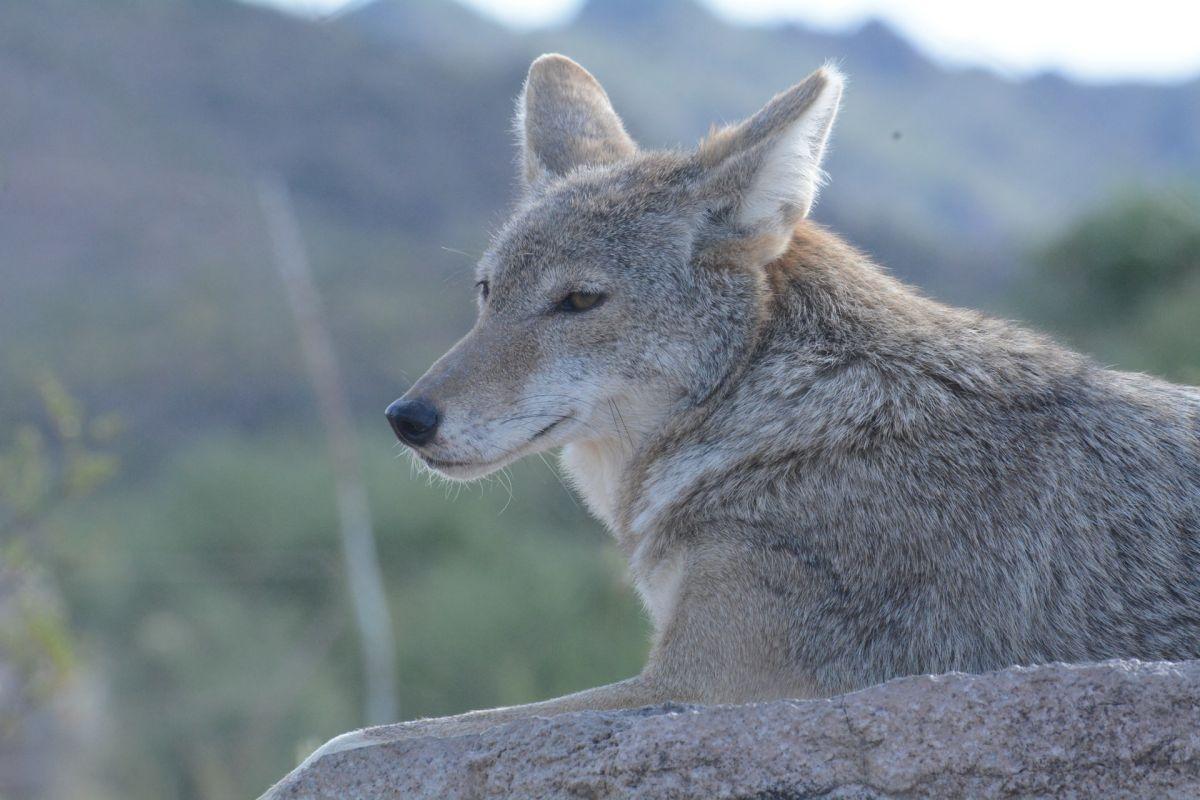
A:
[557,291,604,312]
[475,280,489,301]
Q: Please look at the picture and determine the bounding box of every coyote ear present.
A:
[516,54,637,190]
[696,66,843,253]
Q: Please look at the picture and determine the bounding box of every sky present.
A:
[255,0,1200,83]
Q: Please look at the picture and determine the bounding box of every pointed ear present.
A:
[695,65,843,253]
[516,54,637,190]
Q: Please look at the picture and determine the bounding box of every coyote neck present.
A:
[561,402,702,630]
[560,385,684,532]
[561,435,630,530]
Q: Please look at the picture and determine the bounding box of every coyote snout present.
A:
[384,397,438,446]
[386,305,620,481]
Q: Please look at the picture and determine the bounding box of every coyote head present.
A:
[388,55,843,479]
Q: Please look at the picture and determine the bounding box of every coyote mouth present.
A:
[530,414,572,441]
[419,414,573,473]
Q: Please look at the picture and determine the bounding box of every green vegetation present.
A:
[1018,190,1200,384]
[0,378,117,800]
[47,436,647,798]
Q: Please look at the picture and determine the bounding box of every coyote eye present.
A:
[475,280,490,301]
[557,291,604,313]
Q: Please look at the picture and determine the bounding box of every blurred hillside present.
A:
[1,1,1197,799]
[3,0,1199,465]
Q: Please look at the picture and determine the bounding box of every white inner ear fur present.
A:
[738,71,843,228]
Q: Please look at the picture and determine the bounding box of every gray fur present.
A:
[517,54,637,189]
[361,55,1200,749]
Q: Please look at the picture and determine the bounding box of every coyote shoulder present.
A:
[358,53,1200,752]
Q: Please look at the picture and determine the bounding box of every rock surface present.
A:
[263,660,1200,799]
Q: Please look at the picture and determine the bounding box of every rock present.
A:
[261,660,1200,799]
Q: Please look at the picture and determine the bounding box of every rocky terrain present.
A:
[263,659,1200,799]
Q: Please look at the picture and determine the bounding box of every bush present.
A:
[48,433,648,799]
[1020,189,1200,384]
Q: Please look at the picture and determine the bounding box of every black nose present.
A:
[386,398,440,446]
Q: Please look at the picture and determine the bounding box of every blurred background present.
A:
[1,0,1198,797]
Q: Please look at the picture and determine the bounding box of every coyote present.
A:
[341,55,1200,755]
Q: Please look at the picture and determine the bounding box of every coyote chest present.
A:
[562,438,692,629]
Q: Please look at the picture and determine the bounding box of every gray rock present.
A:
[262,660,1200,799]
